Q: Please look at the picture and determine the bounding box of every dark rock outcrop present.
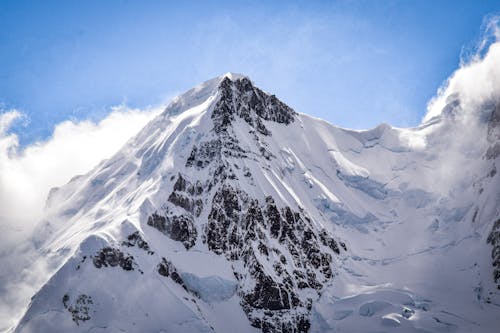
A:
[486,103,500,159]
[62,294,94,325]
[487,218,500,289]
[168,173,204,216]
[168,192,203,217]
[147,212,197,249]
[214,77,296,135]
[122,231,154,255]
[173,173,204,195]
[187,138,249,169]
[157,257,186,289]
[93,247,135,271]
[203,184,343,332]
[186,77,296,173]
[319,229,340,255]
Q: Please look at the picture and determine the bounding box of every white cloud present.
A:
[424,16,500,122]
[0,105,162,235]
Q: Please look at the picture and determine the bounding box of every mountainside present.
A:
[13,73,500,333]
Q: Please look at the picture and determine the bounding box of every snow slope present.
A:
[11,73,500,333]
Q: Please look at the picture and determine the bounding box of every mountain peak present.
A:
[163,73,250,117]
[160,73,296,137]
[14,73,500,333]
[213,73,296,134]
[220,72,249,81]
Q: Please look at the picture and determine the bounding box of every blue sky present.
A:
[1,0,499,145]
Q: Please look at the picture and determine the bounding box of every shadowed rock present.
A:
[147,212,197,249]
[93,247,135,271]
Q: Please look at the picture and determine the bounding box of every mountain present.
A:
[12,73,500,333]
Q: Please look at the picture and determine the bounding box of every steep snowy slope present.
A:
[13,74,500,333]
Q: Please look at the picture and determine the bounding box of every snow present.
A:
[181,273,238,302]
[8,73,500,333]
[359,300,392,316]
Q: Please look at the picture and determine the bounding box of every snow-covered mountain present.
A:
[13,73,500,332]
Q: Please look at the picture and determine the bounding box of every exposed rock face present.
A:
[173,173,204,195]
[202,184,340,332]
[187,137,249,172]
[319,229,342,255]
[142,78,340,332]
[213,77,295,134]
[62,294,94,325]
[147,212,198,249]
[487,219,500,289]
[487,103,500,141]
[168,192,203,217]
[146,173,202,249]
[157,257,187,289]
[93,247,136,271]
[187,139,226,168]
[168,173,204,216]
[122,231,154,255]
[486,103,500,159]
[187,77,296,172]
[167,215,198,249]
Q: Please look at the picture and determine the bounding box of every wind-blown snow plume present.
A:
[0,106,161,234]
[424,16,500,123]
[414,17,500,198]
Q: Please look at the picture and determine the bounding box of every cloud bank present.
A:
[0,106,161,239]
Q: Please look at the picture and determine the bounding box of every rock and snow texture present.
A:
[12,73,500,333]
